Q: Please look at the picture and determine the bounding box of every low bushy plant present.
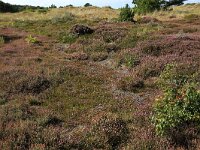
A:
[51,12,75,24]
[119,53,140,68]
[90,52,108,62]
[117,76,144,92]
[152,64,200,138]
[60,33,77,44]
[25,35,38,44]
[119,4,134,22]
[89,113,129,149]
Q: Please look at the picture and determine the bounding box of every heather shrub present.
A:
[141,44,162,56]
[152,64,200,146]
[90,52,108,61]
[84,40,106,52]
[119,4,134,22]
[15,76,51,94]
[89,113,129,149]
[118,53,140,68]
[0,71,52,96]
[136,60,163,79]
[117,76,144,92]
[95,24,127,43]
[29,99,43,106]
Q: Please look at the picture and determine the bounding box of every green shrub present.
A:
[119,4,134,22]
[25,35,38,44]
[158,64,189,91]
[60,33,77,44]
[142,44,162,56]
[152,64,200,136]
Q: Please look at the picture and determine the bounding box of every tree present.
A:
[49,4,57,8]
[133,0,165,14]
[0,1,18,12]
[133,0,186,14]
[119,4,135,22]
[84,3,92,7]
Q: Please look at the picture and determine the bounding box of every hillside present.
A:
[0,4,200,150]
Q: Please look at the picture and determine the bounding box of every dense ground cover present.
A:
[0,4,200,150]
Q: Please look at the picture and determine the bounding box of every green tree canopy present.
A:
[133,0,186,14]
[119,4,135,22]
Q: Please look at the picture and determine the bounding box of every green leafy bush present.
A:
[119,4,134,22]
[152,64,200,136]
[60,33,77,44]
[25,35,38,44]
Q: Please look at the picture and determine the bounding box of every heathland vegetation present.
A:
[0,1,200,149]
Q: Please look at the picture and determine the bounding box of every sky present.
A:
[2,0,200,8]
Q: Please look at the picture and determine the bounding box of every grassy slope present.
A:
[0,5,200,150]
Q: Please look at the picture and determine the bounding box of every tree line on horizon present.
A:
[0,0,46,13]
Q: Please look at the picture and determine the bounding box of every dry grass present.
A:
[0,6,119,21]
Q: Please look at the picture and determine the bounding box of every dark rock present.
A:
[70,24,94,35]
